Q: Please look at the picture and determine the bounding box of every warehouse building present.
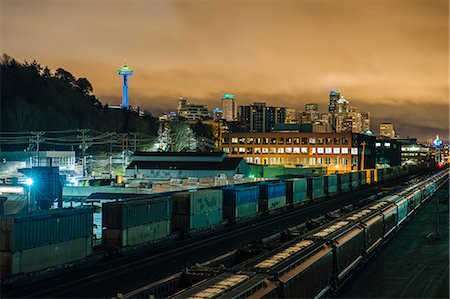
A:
[222,132,375,173]
[126,152,250,178]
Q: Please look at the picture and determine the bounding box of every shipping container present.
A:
[324,175,339,196]
[172,209,222,233]
[259,196,286,212]
[102,197,171,230]
[222,186,259,206]
[173,189,222,216]
[287,192,308,206]
[359,171,367,186]
[223,201,259,221]
[307,177,325,200]
[1,207,94,252]
[350,172,360,190]
[102,220,171,247]
[259,182,286,199]
[284,178,307,194]
[1,237,92,276]
[338,173,351,193]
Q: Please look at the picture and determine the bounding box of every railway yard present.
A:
[1,165,448,299]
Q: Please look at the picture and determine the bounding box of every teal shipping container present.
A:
[1,207,94,252]
[324,175,339,196]
[339,173,351,192]
[350,172,360,190]
[223,201,259,221]
[173,189,222,215]
[290,192,308,204]
[1,236,92,277]
[284,178,307,194]
[102,197,171,230]
[307,176,325,200]
[360,171,367,186]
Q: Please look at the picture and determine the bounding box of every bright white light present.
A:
[25,178,34,186]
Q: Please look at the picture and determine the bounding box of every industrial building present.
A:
[126,152,250,178]
[222,132,375,173]
[0,151,77,175]
[375,138,402,167]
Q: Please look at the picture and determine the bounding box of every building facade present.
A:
[237,102,286,133]
[222,132,375,173]
[177,98,210,120]
[375,138,402,167]
[380,123,395,138]
[221,94,237,121]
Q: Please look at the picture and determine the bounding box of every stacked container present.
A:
[324,174,339,196]
[172,189,223,233]
[1,207,94,277]
[102,197,171,247]
[284,178,308,205]
[222,186,259,221]
[307,176,325,200]
[259,182,287,212]
[350,172,360,190]
[338,173,351,193]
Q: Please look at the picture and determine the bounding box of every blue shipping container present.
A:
[223,186,260,206]
[260,182,286,199]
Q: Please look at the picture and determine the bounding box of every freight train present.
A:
[0,164,430,284]
[168,168,449,299]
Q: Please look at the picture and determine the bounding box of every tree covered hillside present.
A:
[0,54,158,135]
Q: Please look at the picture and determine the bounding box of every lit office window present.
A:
[317,148,324,154]
[384,142,391,148]
[231,137,238,144]
[239,147,246,153]
[312,147,317,154]
[309,137,316,144]
[309,157,316,165]
[302,158,308,165]
[254,148,261,154]
[334,157,339,165]
[232,147,238,154]
[246,157,253,163]
[317,158,323,165]
[255,138,261,145]
[223,147,230,153]
[333,147,340,154]
[293,147,300,153]
[286,137,292,144]
[285,147,292,154]
[277,148,285,154]
[342,148,349,154]
[301,147,308,154]
[326,158,331,165]
[343,158,348,165]
[270,157,276,164]
[270,148,276,154]
[375,142,381,147]
[351,148,358,155]
[325,147,332,154]
[246,137,254,144]
[262,148,269,154]
[246,147,253,154]
[239,137,245,144]
[286,157,292,164]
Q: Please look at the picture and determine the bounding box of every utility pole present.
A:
[30,131,44,167]
[77,129,90,177]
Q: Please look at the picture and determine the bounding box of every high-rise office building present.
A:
[305,103,320,121]
[285,108,297,124]
[237,102,286,132]
[380,123,395,138]
[221,93,237,122]
[328,90,340,113]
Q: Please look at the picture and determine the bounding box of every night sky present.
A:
[2,0,448,141]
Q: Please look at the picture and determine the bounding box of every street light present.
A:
[25,178,33,211]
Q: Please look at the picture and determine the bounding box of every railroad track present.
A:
[3,170,432,299]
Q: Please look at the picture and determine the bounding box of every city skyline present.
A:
[2,0,448,141]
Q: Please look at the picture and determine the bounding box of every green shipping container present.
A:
[284,178,307,194]
[325,175,339,196]
[223,202,259,220]
[102,197,171,229]
[173,209,222,232]
[173,189,223,215]
[339,173,351,192]
[307,177,325,200]
[259,196,286,212]
[351,172,360,190]
[360,171,367,186]
[1,237,92,276]
[103,220,171,247]
[291,192,308,204]
[1,207,94,252]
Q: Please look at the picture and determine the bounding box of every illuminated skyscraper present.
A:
[380,123,395,138]
[117,64,134,109]
[221,94,237,121]
[328,90,340,113]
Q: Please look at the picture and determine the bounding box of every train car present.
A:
[102,197,172,248]
[259,182,287,213]
[338,173,351,193]
[346,209,383,256]
[169,272,278,299]
[307,176,325,200]
[368,201,398,238]
[251,238,333,299]
[350,172,360,191]
[324,174,339,197]
[283,178,308,206]
[406,190,422,216]
[172,189,223,234]
[222,186,260,222]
